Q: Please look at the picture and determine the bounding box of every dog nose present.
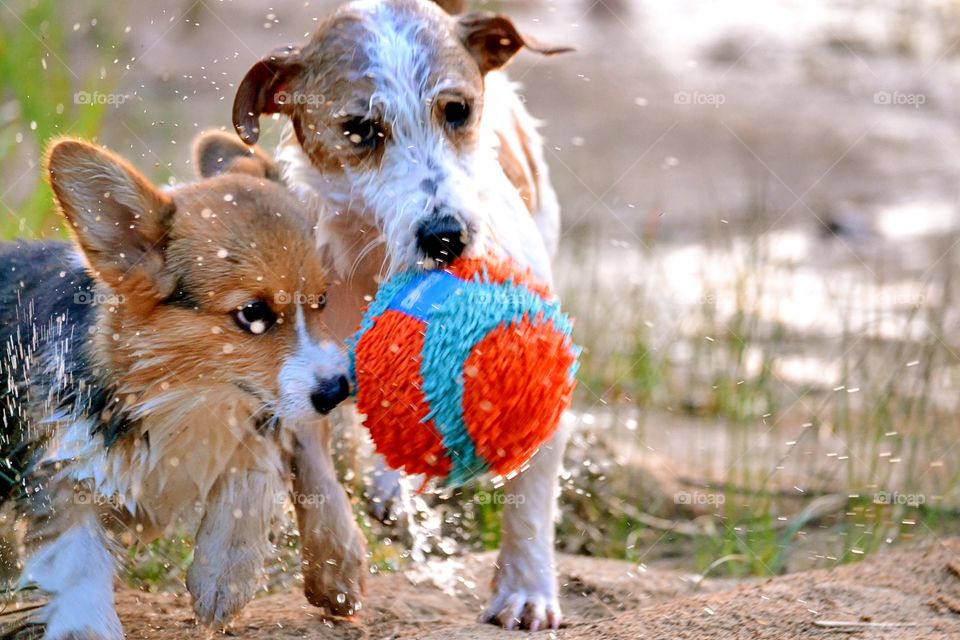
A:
[416,214,468,263]
[310,375,350,415]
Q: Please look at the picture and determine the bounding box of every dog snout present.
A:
[310,375,350,415]
[416,213,469,264]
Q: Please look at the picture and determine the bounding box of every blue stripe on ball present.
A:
[386,270,463,322]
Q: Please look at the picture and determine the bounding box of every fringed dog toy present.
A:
[349,257,579,487]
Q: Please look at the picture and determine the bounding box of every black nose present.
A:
[310,375,350,415]
[416,214,468,263]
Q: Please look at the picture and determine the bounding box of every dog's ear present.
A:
[47,138,176,299]
[432,0,468,14]
[233,45,303,145]
[457,12,574,74]
[193,130,279,180]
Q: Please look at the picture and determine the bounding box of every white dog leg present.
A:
[23,513,122,640]
[481,421,569,631]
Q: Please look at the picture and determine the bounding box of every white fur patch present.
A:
[278,304,350,421]
[22,516,122,639]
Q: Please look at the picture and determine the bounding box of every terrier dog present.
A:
[232,0,571,629]
[1,133,356,639]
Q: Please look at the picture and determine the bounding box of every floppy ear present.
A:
[46,138,176,300]
[458,12,574,74]
[193,130,279,180]
[232,45,303,145]
[432,0,468,14]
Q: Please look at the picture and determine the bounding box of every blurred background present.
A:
[2,0,960,590]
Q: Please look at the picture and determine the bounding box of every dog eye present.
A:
[443,100,471,128]
[233,300,277,335]
[342,117,382,147]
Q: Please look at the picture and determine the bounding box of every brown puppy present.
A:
[0,134,357,638]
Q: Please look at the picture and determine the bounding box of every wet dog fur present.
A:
[0,133,362,638]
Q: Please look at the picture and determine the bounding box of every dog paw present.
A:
[42,609,123,640]
[186,550,258,627]
[302,535,367,617]
[44,633,116,640]
[480,561,561,631]
[40,595,123,640]
[189,578,256,628]
[480,587,562,631]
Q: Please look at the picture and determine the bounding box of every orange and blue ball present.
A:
[348,257,579,487]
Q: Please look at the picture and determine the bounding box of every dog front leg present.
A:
[187,465,279,628]
[480,421,569,631]
[21,479,122,640]
[290,417,367,616]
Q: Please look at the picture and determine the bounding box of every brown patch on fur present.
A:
[233,44,304,144]
[495,131,536,215]
[285,10,387,175]
[457,12,575,75]
[431,0,468,14]
[514,114,542,213]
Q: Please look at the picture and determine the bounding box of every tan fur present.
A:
[495,130,536,214]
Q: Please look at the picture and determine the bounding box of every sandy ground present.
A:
[5,539,958,640]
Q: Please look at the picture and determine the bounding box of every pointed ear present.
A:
[458,13,575,74]
[232,45,304,145]
[193,130,279,180]
[46,138,176,299]
[432,0,468,14]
